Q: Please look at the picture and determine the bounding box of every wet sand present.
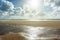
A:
[0,33,26,40]
[0,21,59,40]
[0,20,60,28]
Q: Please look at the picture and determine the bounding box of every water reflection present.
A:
[0,25,60,40]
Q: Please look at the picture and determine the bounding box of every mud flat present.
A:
[0,20,60,28]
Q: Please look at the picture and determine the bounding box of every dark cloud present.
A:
[55,0,60,6]
[50,0,60,7]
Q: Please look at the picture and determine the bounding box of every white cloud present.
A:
[0,0,46,19]
[43,0,60,19]
[0,0,60,19]
[0,0,14,11]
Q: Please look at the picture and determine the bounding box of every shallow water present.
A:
[0,25,60,40]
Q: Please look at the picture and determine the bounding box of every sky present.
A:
[0,0,60,20]
[7,0,24,7]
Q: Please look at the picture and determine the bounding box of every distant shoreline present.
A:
[0,19,60,21]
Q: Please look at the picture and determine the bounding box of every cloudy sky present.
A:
[0,0,60,20]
